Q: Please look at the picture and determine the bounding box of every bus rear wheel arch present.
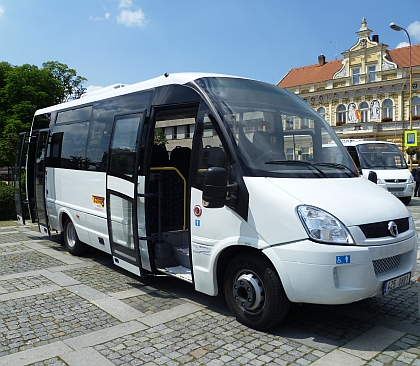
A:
[223,252,290,330]
[62,216,87,256]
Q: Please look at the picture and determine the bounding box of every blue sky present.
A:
[0,0,419,92]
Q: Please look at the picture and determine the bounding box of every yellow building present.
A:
[278,18,420,158]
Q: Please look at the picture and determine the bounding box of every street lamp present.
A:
[390,22,413,169]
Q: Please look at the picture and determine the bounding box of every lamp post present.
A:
[390,22,413,170]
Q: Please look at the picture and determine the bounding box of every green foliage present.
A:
[42,61,87,102]
[154,129,168,146]
[0,182,16,221]
[0,60,87,166]
[406,146,419,156]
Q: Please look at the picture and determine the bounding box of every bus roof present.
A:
[341,139,398,147]
[35,72,241,116]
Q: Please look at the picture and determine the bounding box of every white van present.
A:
[15,73,418,330]
[342,139,415,204]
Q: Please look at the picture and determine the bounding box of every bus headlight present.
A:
[297,205,354,244]
[408,175,414,184]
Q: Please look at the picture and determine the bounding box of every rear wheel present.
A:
[63,218,87,256]
[224,252,290,330]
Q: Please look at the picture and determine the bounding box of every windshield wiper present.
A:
[313,162,356,177]
[265,160,328,177]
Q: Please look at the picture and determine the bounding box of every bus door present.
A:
[106,112,145,276]
[34,129,51,235]
[14,132,28,225]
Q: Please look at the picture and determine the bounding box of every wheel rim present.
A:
[233,270,265,313]
[66,221,77,248]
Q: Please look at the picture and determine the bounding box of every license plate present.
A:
[391,192,403,196]
[382,272,411,295]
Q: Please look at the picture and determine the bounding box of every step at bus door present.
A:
[14,132,28,225]
[34,130,51,235]
[106,112,145,276]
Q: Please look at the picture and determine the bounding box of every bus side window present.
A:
[86,121,111,172]
[194,118,230,190]
[347,146,361,169]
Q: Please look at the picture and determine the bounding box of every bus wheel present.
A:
[400,197,411,205]
[224,252,289,330]
[63,218,87,256]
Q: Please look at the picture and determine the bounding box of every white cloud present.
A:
[117,8,146,27]
[90,8,111,22]
[407,21,420,42]
[396,41,410,49]
[86,85,104,93]
[0,6,5,18]
[119,0,132,9]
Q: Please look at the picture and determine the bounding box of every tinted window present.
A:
[49,123,89,169]
[33,114,51,130]
[109,114,143,178]
[56,106,92,124]
[85,121,111,171]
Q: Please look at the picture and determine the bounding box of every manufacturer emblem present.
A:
[394,179,399,184]
[388,221,398,237]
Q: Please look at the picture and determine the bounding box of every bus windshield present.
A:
[196,77,358,178]
[356,143,408,170]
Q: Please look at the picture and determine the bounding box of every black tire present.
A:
[400,196,411,205]
[224,252,290,330]
[63,218,87,256]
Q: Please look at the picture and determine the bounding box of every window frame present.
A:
[336,104,347,124]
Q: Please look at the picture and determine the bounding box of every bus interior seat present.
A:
[150,144,169,167]
[202,146,227,168]
[170,146,191,181]
[253,131,285,160]
[253,130,272,149]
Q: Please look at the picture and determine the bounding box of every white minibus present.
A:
[14,73,418,330]
[342,139,415,204]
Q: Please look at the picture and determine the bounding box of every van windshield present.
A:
[195,77,358,178]
[356,144,408,169]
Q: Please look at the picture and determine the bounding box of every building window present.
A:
[360,102,369,122]
[368,65,376,83]
[382,99,394,120]
[336,104,347,124]
[317,107,326,120]
[352,68,360,85]
[412,96,420,117]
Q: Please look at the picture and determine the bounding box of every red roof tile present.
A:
[278,44,420,89]
[388,44,420,68]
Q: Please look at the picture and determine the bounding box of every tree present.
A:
[154,129,168,146]
[0,61,87,166]
[42,61,87,102]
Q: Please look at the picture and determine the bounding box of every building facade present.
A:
[278,18,420,160]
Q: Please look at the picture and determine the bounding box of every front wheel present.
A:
[63,218,87,256]
[224,252,290,330]
[400,196,411,205]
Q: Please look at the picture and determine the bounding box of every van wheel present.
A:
[224,252,289,330]
[400,197,411,205]
[63,218,87,256]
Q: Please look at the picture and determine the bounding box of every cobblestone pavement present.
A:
[0,200,419,366]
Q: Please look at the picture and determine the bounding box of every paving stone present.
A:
[0,206,420,365]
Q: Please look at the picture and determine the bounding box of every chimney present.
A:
[372,34,379,43]
[318,54,326,66]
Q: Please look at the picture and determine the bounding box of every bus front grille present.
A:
[372,254,401,275]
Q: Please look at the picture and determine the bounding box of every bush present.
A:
[0,182,16,221]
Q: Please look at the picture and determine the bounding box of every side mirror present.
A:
[202,167,237,208]
[368,170,377,184]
